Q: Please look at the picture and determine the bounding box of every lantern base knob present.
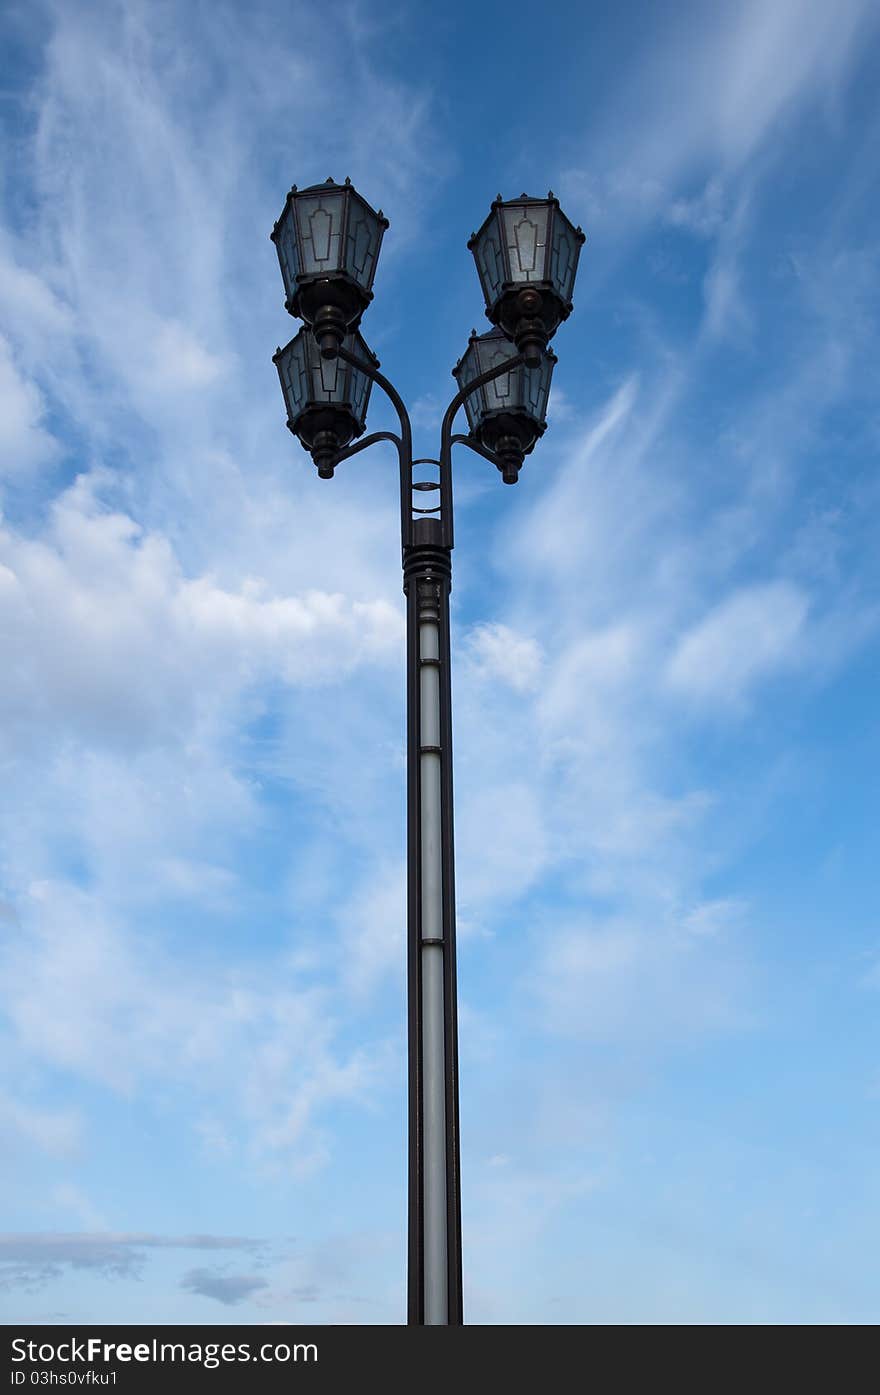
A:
[494,434,525,484]
[311,429,339,477]
[517,330,547,369]
[313,304,347,360]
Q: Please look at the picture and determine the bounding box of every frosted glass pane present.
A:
[296,193,345,276]
[501,204,549,283]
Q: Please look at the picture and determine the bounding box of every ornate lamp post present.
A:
[271,178,584,1325]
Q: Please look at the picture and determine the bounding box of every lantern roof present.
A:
[271,176,388,244]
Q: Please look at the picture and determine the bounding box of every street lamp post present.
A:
[271,178,584,1325]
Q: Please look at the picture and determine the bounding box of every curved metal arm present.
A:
[449,433,504,470]
[439,351,525,548]
[327,343,524,553]
[336,344,414,553]
[331,430,403,467]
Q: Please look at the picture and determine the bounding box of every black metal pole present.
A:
[403,519,462,1325]
[332,346,524,1325]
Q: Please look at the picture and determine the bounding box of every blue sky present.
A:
[1,0,879,1324]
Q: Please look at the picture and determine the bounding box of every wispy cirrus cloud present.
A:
[562,0,879,232]
[0,0,449,1218]
[0,336,59,476]
[0,1232,261,1290]
[1,879,391,1175]
[181,1268,269,1306]
[664,581,810,710]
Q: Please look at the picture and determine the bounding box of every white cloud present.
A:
[0,471,402,759]
[464,1158,600,1322]
[408,393,443,430]
[134,317,233,404]
[0,1232,262,1289]
[181,1268,269,1305]
[559,0,878,360]
[537,624,638,728]
[0,1091,82,1160]
[336,862,406,997]
[0,337,59,476]
[701,238,751,343]
[682,898,747,938]
[665,178,727,238]
[702,0,873,169]
[0,879,390,1173]
[563,0,877,230]
[49,1185,108,1231]
[504,376,643,591]
[456,781,548,909]
[531,914,748,1044]
[0,248,73,345]
[546,383,576,424]
[665,581,809,709]
[464,622,543,694]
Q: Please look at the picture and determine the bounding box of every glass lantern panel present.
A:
[500,202,550,283]
[478,334,520,414]
[346,334,375,425]
[454,344,478,392]
[296,191,346,276]
[344,197,383,291]
[472,216,507,303]
[548,211,581,303]
[349,364,367,423]
[524,352,554,421]
[275,332,311,422]
[274,213,301,299]
[310,350,342,403]
[277,329,374,428]
[454,341,484,433]
[461,350,481,433]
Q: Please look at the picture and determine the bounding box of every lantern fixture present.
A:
[452,327,556,484]
[271,177,389,359]
[273,327,379,478]
[468,192,584,368]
